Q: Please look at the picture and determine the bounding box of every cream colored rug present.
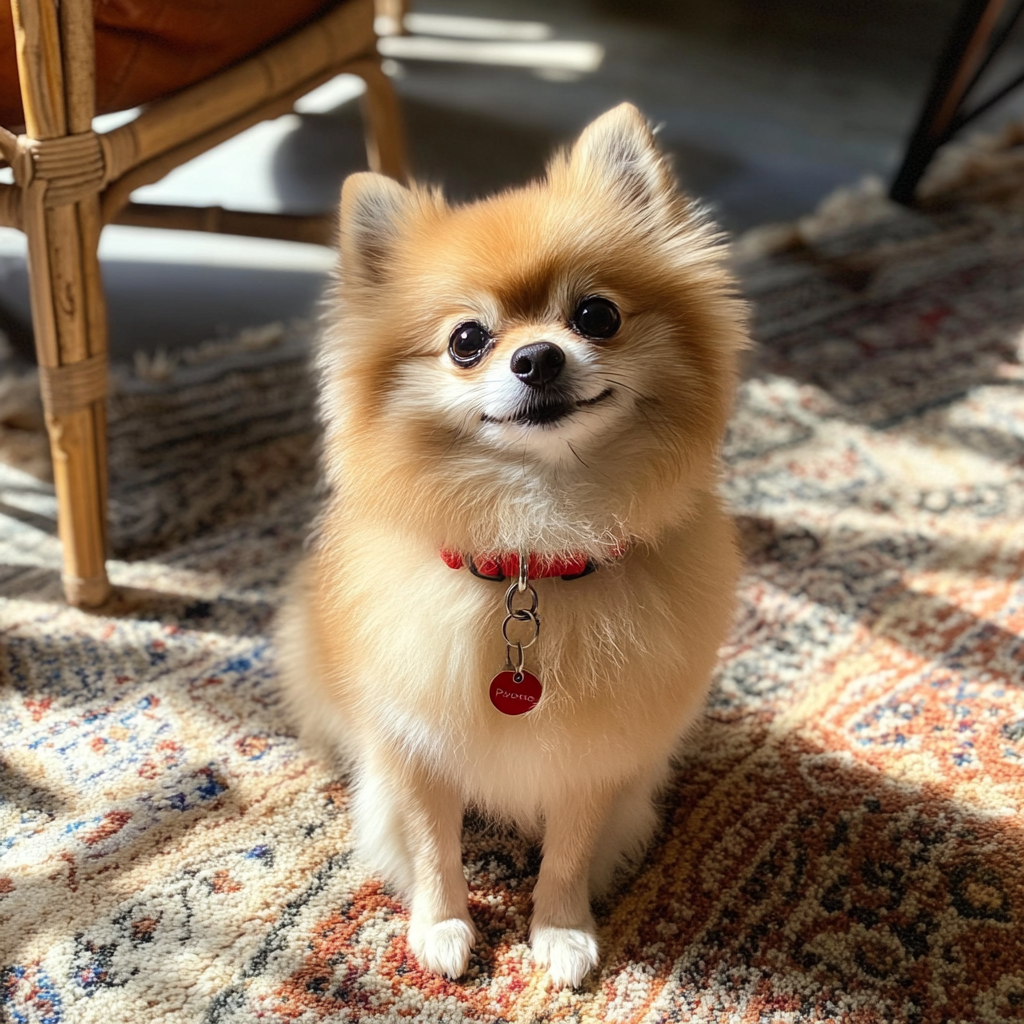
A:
[1,127,1023,1022]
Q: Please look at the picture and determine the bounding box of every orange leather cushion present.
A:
[1,0,339,129]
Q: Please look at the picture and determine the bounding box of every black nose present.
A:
[510,342,565,387]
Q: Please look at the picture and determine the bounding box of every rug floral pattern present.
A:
[2,146,1024,1022]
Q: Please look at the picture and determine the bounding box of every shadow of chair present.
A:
[0,0,405,606]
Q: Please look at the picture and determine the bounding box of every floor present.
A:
[1,0,1023,360]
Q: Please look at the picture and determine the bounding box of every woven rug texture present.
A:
[1,130,1024,1023]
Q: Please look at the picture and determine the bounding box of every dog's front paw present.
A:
[407,917,476,979]
[531,923,600,989]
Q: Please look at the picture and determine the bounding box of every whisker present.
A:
[566,442,590,469]
[597,375,647,402]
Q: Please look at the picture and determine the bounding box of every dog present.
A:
[277,103,748,988]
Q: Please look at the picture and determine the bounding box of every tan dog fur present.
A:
[277,103,748,988]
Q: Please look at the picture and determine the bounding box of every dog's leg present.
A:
[398,767,476,979]
[351,763,415,893]
[530,788,614,988]
[589,768,665,896]
[355,759,474,976]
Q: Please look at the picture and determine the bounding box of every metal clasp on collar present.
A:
[501,549,540,678]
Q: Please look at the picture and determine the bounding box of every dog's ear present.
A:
[569,103,673,211]
[339,172,413,285]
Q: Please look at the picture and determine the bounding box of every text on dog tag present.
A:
[489,670,542,715]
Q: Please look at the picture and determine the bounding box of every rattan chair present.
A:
[0,0,405,607]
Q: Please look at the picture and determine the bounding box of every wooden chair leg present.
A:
[350,57,408,182]
[13,0,111,607]
[375,0,408,35]
[22,195,111,609]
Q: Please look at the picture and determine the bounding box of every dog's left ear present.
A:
[569,103,673,212]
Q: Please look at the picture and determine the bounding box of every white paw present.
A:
[407,917,476,979]
[531,924,600,989]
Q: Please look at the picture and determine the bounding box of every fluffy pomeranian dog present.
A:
[278,103,748,988]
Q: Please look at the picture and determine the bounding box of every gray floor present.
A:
[2,0,1024,360]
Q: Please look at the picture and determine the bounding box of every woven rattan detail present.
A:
[11,131,107,208]
[39,354,108,416]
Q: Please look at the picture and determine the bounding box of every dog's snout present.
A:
[510,342,565,388]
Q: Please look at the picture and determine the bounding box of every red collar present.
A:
[440,547,624,582]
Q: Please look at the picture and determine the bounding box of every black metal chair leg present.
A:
[890,0,1006,204]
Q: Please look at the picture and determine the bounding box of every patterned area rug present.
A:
[2,129,1024,1023]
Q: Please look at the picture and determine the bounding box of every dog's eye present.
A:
[449,321,491,367]
[571,296,620,340]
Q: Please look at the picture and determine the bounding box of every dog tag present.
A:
[489,670,542,715]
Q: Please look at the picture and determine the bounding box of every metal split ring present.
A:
[501,608,540,649]
[505,579,538,617]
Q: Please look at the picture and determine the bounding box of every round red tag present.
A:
[489,670,542,715]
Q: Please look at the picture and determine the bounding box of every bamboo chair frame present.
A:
[0,0,406,606]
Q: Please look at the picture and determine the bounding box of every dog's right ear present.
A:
[339,172,412,285]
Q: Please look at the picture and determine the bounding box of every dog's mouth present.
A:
[481,388,614,427]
